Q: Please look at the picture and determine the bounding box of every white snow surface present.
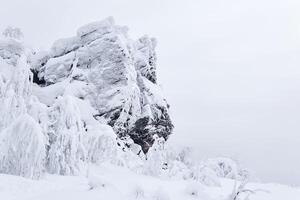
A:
[0,163,299,200]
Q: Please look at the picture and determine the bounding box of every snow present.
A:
[51,36,81,57]
[32,81,66,105]
[77,17,115,38]
[0,163,299,200]
[43,51,76,83]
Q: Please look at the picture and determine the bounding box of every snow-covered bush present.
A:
[144,135,167,176]
[203,157,249,181]
[205,157,238,179]
[46,96,86,175]
[0,114,46,179]
[112,137,145,173]
[225,179,269,200]
[166,160,193,180]
[161,145,195,180]
[193,164,221,187]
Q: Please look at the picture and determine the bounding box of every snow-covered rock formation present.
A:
[32,17,173,153]
[0,24,254,200]
[0,18,173,178]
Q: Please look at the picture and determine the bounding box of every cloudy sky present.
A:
[1,0,300,185]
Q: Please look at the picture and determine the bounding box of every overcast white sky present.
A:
[1,0,300,185]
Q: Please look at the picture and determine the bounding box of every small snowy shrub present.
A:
[167,160,192,180]
[194,165,221,187]
[0,114,46,179]
[204,157,249,181]
[227,179,269,200]
[206,157,238,179]
[174,146,194,166]
[191,157,249,186]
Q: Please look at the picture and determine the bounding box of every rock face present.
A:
[33,17,173,152]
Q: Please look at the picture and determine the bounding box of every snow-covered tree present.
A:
[0,114,46,179]
[2,26,23,40]
[86,131,117,164]
[0,55,32,130]
[46,96,86,175]
[144,135,167,176]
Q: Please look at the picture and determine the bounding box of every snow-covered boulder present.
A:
[32,17,173,152]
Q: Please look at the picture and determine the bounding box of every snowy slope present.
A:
[0,163,299,200]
